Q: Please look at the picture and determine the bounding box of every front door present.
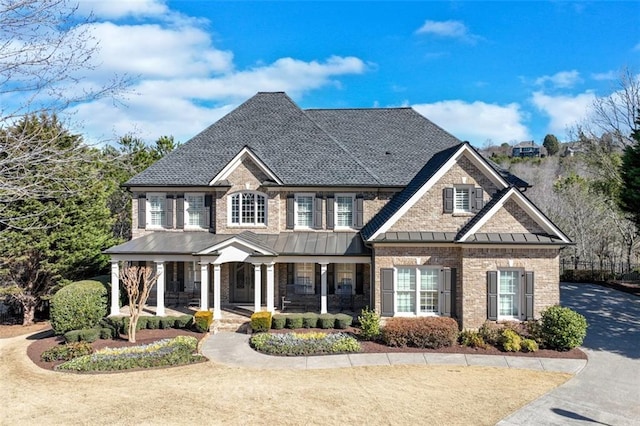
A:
[230,262,254,303]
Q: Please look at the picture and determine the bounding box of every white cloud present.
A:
[77,0,169,19]
[535,70,582,89]
[415,20,480,43]
[412,100,530,144]
[591,71,617,81]
[531,91,595,135]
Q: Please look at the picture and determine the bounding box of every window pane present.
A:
[149,195,165,226]
[336,196,353,227]
[396,268,416,313]
[242,193,254,223]
[256,194,265,224]
[397,268,416,291]
[499,271,519,316]
[295,263,314,294]
[419,269,439,313]
[336,264,353,294]
[186,195,204,226]
[231,195,239,224]
[297,196,313,227]
[455,188,470,211]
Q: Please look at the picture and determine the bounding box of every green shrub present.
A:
[459,330,486,348]
[302,312,318,328]
[499,329,522,352]
[135,317,148,331]
[146,316,160,330]
[539,305,588,350]
[159,317,175,329]
[334,313,353,329]
[271,314,286,329]
[41,342,94,362]
[318,314,336,329]
[521,338,539,353]
[250,332,360,356]
[478,321,502,346]
[50,280,108,335]
[63,330,81,343]
[106,316,126,335]
[99,327,113,339]
[195,311,214,333]
[175,315,194,329]
[286,314,303,329]
[357,307,381,340]
[382,317,459,349]
[249,311,271,332]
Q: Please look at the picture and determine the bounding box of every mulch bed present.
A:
[26,328,206,371]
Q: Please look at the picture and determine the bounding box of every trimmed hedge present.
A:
[318,314,335,329]
[50,280,108,335]
[285,314,303,329]
[334,313,353,329]
[539,305,588,350]
[194,311,214,333]
[382,317,459,349]
[302,312,318,328]
[250,311,272,332]
[271,314,286,329]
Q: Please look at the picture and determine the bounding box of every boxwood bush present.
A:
[250,311,272,332]
[318,314,336,329]
[285,314,303,329]
[50,280,108,335]
[195,311,214,332]
[382,317,459,349]
[271,314,286,329]
[302,312,318,328]
[538,305,588,350]
[334,313,353,329]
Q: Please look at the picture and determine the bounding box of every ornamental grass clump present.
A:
[57,336,204,372]
[250,332,360,356]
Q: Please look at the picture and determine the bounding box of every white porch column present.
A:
[110,261,120,316]
[253,263,262,312]
[266,262,275,313]
[200,262,209,311]
[320,262,328,314]
[213,264,222,319]
[155,261,165,316]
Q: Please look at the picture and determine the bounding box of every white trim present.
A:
[393,266,443,316]
[184,192,206,229]
[368,144,509,241]
[275,255,370,264]
[497,268,524,321]
[227,190,268,227]
[453,185,473,213]
[210,146,283,185]
[335,192,356,229]
[457,187,572,243]
[294,193,315,229]
[196,236,276,256]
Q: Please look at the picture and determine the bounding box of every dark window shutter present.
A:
[381,268,394,316]
[473,187,484,212]
[138,194,146,228]
[204,195,214,231]
[166,196,174,228]
[313,195,323,229]
[356,264,364,295]
[524,271,534,320]
[441,268,455,317]
[286,263,294,285]
[165,262,174,291]
[286,195,294,229]
[355,195,364,228]
[177,262,185,291]
[328,263,335,294]
[487,271,498,321]
[176,196,184,229]
[315,263,321,295]
[326,196,335,230]
[443,188,454,213]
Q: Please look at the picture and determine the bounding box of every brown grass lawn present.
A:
[0,328,572,426]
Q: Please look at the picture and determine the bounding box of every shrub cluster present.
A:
[357,307,381,341]
[41,342,94,362]
[499,329,522,352]
[194,311,214,333]
[250,311,273,332]
[269,313,354,330]
[458,330,486,349]
[382,317,458,349]
[271,314,286,329]
[50,280,108,335]
[250,332,360,356]
[57,336,204,372]
[538,305,588,350]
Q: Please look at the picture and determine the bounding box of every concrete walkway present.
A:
[499,283,640,426]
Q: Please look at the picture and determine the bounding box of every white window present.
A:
[395,267,443,315]
[498,270,521,319]
[295,194,314,228]
[148,193,166,227]
[229,191,266,226]
[336,194,354,227]
[335,263,355,295]
[185,193,205,228]
[295,263,315,295]
[454,186,472,213]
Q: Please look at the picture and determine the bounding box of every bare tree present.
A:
[120,265,158,343]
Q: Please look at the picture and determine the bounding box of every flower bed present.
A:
[56,335,205,372]
[250,332,360,356]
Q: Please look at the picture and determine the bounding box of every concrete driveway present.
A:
[499,283,640,425]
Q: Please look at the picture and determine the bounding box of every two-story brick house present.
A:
[105,92,571,329]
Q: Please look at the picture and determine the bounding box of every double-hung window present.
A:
[185,193,205,228]
[335,263,355,295]
[498,270,520,319]
[295,194,314,228]
[336,194,354,227]
[148,193,166,227]
[396,267,442,315]
[295,263,315,294]
[230,192,266,226]
[454,186,472,213]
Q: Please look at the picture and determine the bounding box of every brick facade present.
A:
[477,199,546,234]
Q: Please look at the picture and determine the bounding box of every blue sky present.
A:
[59,1,640,146]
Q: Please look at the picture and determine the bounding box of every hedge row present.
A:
[62,315,195,343]
[267,313,353,331]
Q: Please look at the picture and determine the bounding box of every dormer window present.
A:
[443,186,483,214]
[229,191,266,226]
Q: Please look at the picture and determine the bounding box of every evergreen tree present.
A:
[543,134,560,156]
[620,111,640,228]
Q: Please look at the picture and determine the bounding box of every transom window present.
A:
[295,194,313,227]
[335,263,355,295]
[336,194,354,227]
[230,192,266,226]
[295,263,315,294]
[396,267,442,315]
[148,193,166,227]
[499,270,520,318]
[454,186,471,213]
[185,194,205,227]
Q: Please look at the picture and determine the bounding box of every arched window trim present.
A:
[227,191,268,226]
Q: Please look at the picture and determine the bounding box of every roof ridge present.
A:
[304,107,413,111]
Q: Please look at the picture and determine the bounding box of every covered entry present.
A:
[229,262,266,304]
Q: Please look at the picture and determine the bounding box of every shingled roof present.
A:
[126,92,465,187]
